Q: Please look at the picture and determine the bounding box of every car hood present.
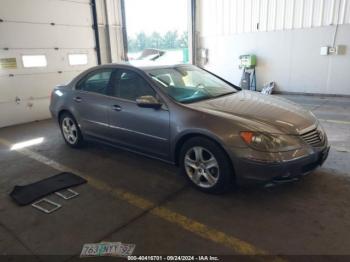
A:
[188,91,317,135]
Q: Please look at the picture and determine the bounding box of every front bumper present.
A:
[229,145,330,186]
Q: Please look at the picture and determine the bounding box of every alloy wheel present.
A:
[184,146,220,188]
[62,117,78,144]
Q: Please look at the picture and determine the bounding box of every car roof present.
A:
[95,61,190,72]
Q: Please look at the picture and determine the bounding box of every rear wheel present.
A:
[180,137,234,194]
[59,113,84,148]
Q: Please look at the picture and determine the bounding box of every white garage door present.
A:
[0,0,97,128]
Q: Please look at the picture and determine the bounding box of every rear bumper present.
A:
[49,108,56,119]
[229,145,330,186]
[49,102,58,119]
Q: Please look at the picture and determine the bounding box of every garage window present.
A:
[22,55,47,68]
[68,54,88,66]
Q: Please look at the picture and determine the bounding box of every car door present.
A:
[107,69,170,158]
[72,68,117,140]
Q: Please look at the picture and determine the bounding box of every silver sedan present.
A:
[50,63,330,193]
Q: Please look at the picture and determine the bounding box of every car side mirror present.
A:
[136,95,162,109]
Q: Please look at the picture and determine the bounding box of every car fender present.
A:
[171,128,228,164]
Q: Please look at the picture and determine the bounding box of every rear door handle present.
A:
[73,97,82,103]
[112,105,122,111]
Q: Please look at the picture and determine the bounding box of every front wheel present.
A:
[59,113,84,148]
[179,137,234,194]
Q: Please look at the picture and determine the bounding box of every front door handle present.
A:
[112,105,122,111]
[73,97,82,103]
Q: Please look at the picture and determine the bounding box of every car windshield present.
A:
[147,66,239,103]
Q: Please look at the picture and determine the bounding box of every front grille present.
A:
[300,128,324,147]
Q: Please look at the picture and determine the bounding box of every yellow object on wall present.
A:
[0,58,17,69]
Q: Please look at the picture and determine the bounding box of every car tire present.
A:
[179,137,234,194]
[59,112,84,148]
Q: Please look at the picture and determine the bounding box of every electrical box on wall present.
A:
[320,47,330,56]
[329,47,337,54]
[239,54,257,91]
[337,45,347,55]
[239,55,257,69]
[320,45,347,56]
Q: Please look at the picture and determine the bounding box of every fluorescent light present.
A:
[10,137,44,150]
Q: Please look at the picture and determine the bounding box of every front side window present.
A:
[110,70,156,101]
[147,66,239,104]
[76,69,113,95]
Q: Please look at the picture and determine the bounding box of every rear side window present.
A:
[76,69,113,95]
[110,70,156,101]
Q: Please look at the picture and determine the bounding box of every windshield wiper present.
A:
[213,92,236,99]
[149,74,169,87]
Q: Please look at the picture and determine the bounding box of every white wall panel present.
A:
[0,0,92,26]
[0,49,95,79]
[0,24,95,48]
[0,0,97,128]
[0,71,83,128]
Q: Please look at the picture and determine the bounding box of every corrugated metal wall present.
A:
[199,0,350,36]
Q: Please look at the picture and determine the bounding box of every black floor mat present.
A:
[10,172,87,206]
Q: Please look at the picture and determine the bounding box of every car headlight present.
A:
[240,131,302,152]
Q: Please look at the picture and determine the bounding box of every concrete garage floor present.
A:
[0,94,350,260]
